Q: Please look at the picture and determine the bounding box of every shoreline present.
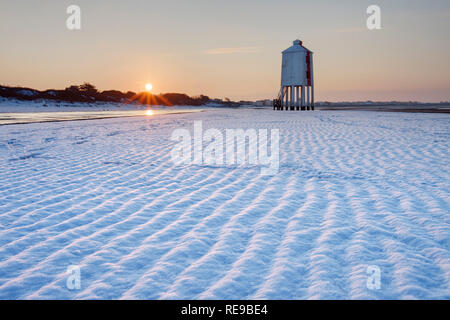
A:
[0,109,205,126]
[316,106,450,114]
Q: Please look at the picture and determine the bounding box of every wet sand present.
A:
[317,105,450,113]
[0,109,205,125]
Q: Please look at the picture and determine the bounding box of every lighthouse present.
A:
[274,39,314,111]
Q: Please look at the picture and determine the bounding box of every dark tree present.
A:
[78,83,98,95]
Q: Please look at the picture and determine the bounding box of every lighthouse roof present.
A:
[282,39,312,54]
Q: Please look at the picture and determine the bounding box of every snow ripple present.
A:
[0,109,449,299]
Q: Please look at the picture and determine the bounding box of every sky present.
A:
[0,0,449,102]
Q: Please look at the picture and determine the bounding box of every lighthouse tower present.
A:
[274,39,314,111]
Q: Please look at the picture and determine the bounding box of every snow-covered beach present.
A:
[0,107,449,299]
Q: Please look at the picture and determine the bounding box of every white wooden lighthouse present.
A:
[274,39,314,110]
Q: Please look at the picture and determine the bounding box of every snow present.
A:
[16,90,37,97]
[0,108,449,299]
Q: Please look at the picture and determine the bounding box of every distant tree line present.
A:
[0,83,211,106]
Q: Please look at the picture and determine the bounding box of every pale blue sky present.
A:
[0,0,449,101]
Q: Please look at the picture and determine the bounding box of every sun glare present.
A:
[145,83,153,91]
[146,110,153,116]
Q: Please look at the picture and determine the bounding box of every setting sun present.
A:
[145,83,153,91]
[146,110,153,116]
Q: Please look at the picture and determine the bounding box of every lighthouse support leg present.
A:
[279,86,283,110]
[284,87,289,110]
[287,87,290,111]
[289,86,295,110]
[295,86,297,110]
[301,86,305,110]
[286,86,289,111]
[299,86,302,110]
[293,86,296,111]
[307,86,310,110]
